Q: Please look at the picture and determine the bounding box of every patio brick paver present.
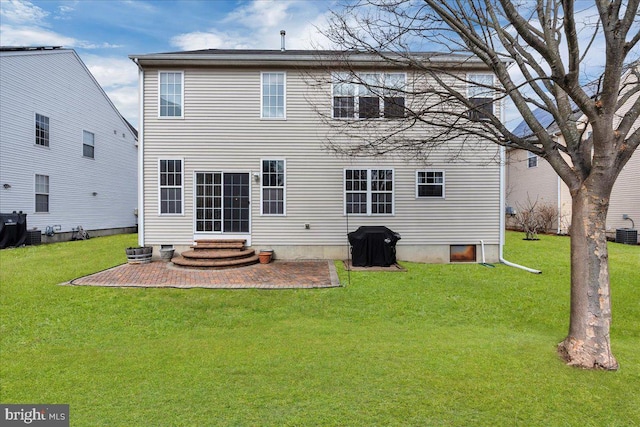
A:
[67,260,341,289]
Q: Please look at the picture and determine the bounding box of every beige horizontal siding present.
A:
[141,67,501,247]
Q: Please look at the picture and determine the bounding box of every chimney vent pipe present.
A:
[280,30,286,51]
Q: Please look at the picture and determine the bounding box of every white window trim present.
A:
[158,158,185,216]
[82,130,95,159]
[343,167,395,216]
[331,72,407,120]
[415,170,446,199]
[527,151,538,168]
[260,158,287,216]
[157,70,184,119]
[467,73,495,119]
[260,71,287,120]
[34,174,49,214]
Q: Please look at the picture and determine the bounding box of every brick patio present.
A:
[66,260,341,289]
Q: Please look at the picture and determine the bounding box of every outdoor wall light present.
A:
[253,172,260,182]
[3,183,11,189]
[92,192,98,196]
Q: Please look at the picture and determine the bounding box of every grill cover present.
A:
[348,226,401,267]
[0,212,27,249]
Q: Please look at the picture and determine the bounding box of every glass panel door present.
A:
[195,172,249,233]
[223,173,250,233]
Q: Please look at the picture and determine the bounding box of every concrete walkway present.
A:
[67,260,341,289]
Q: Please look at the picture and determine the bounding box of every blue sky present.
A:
[0,0,336,127]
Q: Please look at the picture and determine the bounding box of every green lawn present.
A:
[1,232,638,426]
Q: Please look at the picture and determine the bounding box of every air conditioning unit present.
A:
[615,228,638,245]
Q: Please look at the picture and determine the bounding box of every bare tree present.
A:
[321,0,640,370]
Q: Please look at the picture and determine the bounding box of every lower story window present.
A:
[159,159,183,214]
[527,151,538,168]
[35,174,49,213]
[417,170,445,198]
[345,168,393,215]
[261,159,285,215]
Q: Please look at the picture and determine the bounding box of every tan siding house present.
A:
[130,50,503,262]
[506,66,639,241]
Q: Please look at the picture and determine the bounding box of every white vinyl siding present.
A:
[139,68,501,250]
[261,159,286,215]
[261,72,286,119]
[0,49,138,233]
[159,71,183,118]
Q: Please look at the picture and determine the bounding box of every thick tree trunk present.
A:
[557,185,619,370]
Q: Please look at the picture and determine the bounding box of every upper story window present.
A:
[345,168,394,215]
[159,159,183,215]
[159,71,183,117]
[333,72,406,119]
[261,72,286,119]
[467,74,494,121]
[261,159,286,215]
[527,151,538,168]
[416,170,445,198]
[83,130,95,158]
[35,114,49,147]
[35,174,49,213]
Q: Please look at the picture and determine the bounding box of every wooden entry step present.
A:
[171,239,259,269]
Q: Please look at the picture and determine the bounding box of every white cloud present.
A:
[171,31,251,51]
[83,54,138,88]
[171,0,332,51]
[0,24,76,47]
[223,0,293,28]
[0,0,48,25]
[105,85,139,129]
[83,54,139,128]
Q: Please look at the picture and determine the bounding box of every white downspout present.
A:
[499,100,541,274]
[134,58,145,247]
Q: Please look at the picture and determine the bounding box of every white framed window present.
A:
[345,168,394,215]
[332,72,406,119]
[35,114,49,147]
[159,71,183,117]
[468,74,494,121]
[159,159,183,215]
[527,151,538,168]
[261,159,286,215]
[35,174,49,213]
[261,72,286,119]
[416,170,445,198]
[83,130,95,158]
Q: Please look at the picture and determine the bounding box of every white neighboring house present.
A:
[130,49,506,263]
[0,47,138,242]
[506,64,639,242]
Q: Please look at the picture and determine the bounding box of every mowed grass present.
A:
[1,232,638,426]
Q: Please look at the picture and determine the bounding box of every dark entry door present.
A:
[195,172,249,233]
